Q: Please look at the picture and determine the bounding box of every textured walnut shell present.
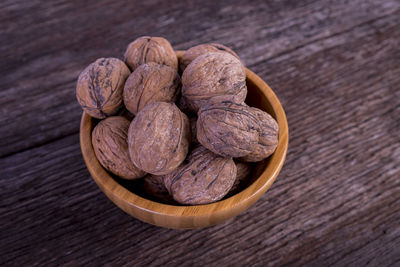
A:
[197,99,260,158]
[163,146,237,205]
[228,161,253,195]
[92,116,146,179]
[143,175,175,203]
[128,102,190,175]
[239,108,279,162]
[76,58,130,119]
[124,36,178,71]
[182,52,247,112]
[123,62,180,115]
[180,43,240,72]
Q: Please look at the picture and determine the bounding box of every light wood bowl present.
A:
[80,51,288,229]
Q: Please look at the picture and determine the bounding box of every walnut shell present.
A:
[92,116,146,179]
[163,146,237,205]
[182,52,247,112]
[197,98,260,157]
[124,36,178,71]
[128,102,190,175]
[76,58,130,119]
[123,62,180,115]
[143,175,175,203]
[228,161,253,195]
[180,43,240,71]
[239,108,279,162]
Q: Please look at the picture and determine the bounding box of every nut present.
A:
[124,36,178,71]
[143,175,175,203]
[182,52,247,112]
[128,102,191,175]
[180,43,239,71]
[239,107,279,162]
[228,161,253,195]
[197,98,260,157]
[163,146,237,205]
[92,116,146,179]
[123,62,180,115]
[76,58,130,119]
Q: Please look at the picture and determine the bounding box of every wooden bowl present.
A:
[80,51,288,229]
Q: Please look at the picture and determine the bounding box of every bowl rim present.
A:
[80,50,288,220]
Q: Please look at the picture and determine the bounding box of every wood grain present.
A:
[1,0,400,266]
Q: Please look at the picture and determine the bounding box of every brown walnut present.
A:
[143,175,175,203]
[123,62,180,115]
[228,161,253,195]
[182,52,247,112]
[76,58,130,119]
[239,107,279,162]
[124,36,178,71]
[92,116,146,179]
[163,146,236,205]
[128,102,191,175]
[180,43,240,71]
[197,98,260,158]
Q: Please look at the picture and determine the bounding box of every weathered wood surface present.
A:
[1,0,400,266]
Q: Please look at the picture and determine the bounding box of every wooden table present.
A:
[2,1,399,266]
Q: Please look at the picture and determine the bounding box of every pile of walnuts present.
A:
[76,36,279,205]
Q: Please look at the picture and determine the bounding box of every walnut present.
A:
[128,102,191,175]
[124,36,178,71]
[123,62,180,115]
[143,175,175,203]
[228,161,253,195]
[163,146,236,205]
[76,58,130,119]
[197,98,260,158]
[182,52,247,112]
[92,116,146,179]
[239,108,279,162]
[180,43,240,71]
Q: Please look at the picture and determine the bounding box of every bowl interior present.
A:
[106,76,275,203]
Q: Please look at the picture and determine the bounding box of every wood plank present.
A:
[1,0,399,157]
[1,0,400,265]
